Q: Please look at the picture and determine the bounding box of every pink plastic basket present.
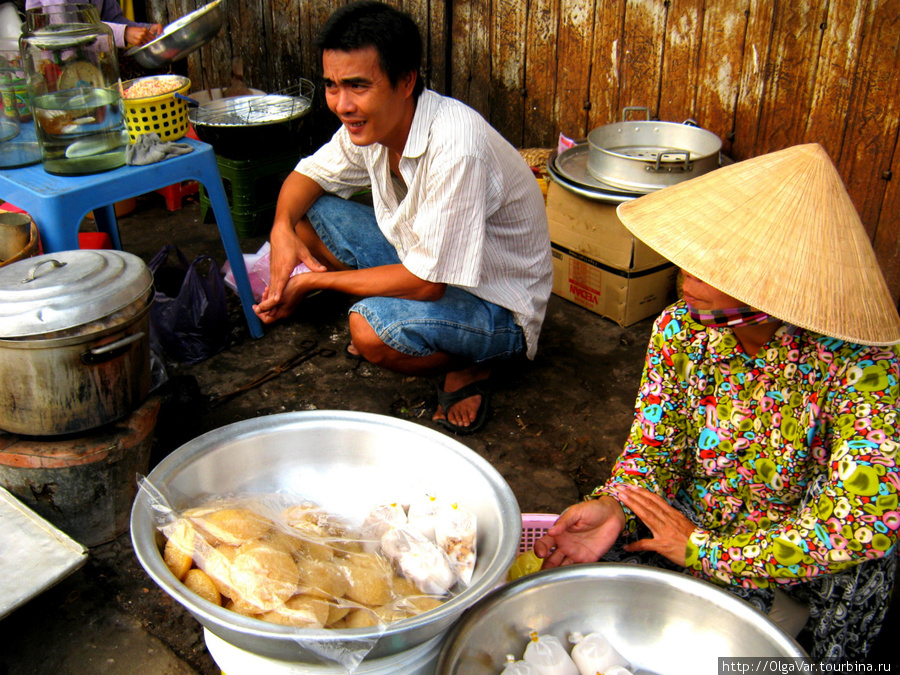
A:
[518,513,558,554]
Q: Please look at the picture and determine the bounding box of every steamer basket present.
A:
[121,75,192,143]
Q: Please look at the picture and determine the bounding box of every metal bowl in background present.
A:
[188,79,314,160]
[437,564,808,674]
[126,0,225,69]
[130,410,522,665]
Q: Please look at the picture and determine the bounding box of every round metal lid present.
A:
[0,249,153,338]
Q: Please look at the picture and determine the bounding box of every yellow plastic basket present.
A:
[121,75,192,143]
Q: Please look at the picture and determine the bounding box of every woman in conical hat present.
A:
[536,144,899,659]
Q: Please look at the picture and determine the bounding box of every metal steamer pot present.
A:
[0,250,153,436]
[187,79,314,160]
[587,106,722,193]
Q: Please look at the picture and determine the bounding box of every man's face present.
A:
[322,46,415,150]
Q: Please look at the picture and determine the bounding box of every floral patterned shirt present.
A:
[593,301,900,589]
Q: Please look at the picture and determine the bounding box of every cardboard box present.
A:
[546,181,678,326]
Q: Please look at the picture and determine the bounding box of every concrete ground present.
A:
[0,191,896,674]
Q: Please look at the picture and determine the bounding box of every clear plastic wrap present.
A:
[435,502,477,586]
[138,479,475,669]
[380,526,456,596]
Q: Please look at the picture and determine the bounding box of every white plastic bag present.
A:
[522,632,579,675]
[568,631,631,675]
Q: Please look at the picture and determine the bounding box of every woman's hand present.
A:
[534,497,626,568]
[617,485,696,567]
[124,25,157,47]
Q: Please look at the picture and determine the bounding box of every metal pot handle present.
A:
[648,151,693,173]
[21,259,67,284]
[622,106,651,122]
[81,332,145,365]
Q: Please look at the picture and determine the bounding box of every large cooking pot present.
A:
[437,563,807,674]
[188,79,314,160]
[587,106,722,193]
[0,250,153,436]
[131,410,521,666]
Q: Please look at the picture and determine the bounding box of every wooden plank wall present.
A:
[148,0,900,302]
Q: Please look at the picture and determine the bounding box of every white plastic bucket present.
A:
[204,628,445,675]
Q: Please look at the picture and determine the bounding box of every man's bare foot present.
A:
[433,365,491,429]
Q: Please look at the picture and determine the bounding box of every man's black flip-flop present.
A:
[344,342,365,361]
[434,380,492,435]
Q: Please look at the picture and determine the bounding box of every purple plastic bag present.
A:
[148,245,229,364]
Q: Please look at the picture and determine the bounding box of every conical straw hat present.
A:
[615,143,900,346]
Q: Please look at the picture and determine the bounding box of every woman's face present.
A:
[680,270,744,311]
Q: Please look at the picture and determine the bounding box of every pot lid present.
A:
[0,250,153,338]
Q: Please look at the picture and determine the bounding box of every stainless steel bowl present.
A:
[188,79,314,160]
[126,0,225,68]
[437,564,808,674]
[130,410,521,664]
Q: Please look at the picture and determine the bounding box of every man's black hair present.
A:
[316,1,425,98]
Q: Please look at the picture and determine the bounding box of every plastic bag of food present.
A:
[568,631,631,675]
[501,654,541,674]
[435,502,477,586]
[139,484,450,627]
[523,632,579,675]
[407,492,441,541]
[380,526,456,595]
[362,502,408,540]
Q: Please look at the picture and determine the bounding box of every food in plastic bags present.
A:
[501,655,541,674]
[568,631,631,675]
[407,492,441,541]
[523,632,579,675]
[154,494,452,630]
[435,502,477,586]
[363,502,408,541]
[380,526,456,595]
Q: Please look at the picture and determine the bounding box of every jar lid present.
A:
[0,250,153,338]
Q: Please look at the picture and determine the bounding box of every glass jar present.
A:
[20,4,128,175]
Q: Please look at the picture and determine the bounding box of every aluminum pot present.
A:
[188,79,314,160]
[130,410,522,665]
[587,106,722,193]
[0,250,153,436]
[437,563,808,674]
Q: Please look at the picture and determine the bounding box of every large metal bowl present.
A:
[130,410,521,664]
[437,564,807,674]
[188,79,314,160]
[126,0,225,69]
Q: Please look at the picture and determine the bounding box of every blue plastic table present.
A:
[0,127,263,338]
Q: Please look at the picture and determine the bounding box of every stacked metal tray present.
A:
[548,141,733,203]
[547,142,645,203]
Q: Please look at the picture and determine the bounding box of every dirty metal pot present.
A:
[587,106,722,193]
[0,250,153,436]
[188,79,314,160]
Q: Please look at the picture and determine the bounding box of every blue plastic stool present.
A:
[0,130,263,339]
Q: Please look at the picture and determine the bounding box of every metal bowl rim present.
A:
[130,409,521,647]
[436,562,807,670]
